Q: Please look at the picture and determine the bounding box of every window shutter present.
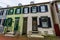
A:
[39,18,42,27]
[48,17,51,28]
[28,8,29,13]
[31,7,32,13]
[45,5,48,12]
[23,8,24,13]
[39,6,41,12]
[36,6,38,12]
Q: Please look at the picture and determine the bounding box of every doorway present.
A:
[32,17,38,31]
[22,17,27,36]
[14,17,19,35]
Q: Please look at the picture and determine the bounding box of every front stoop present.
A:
[4,32,14,37]
[28,34,44,38]
[28,31,44,38]
[30,34,44,38]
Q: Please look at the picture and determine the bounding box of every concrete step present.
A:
[28,34,44,38]
[7,32,14,34]
[4,32,14,37]
[5,34,14,37]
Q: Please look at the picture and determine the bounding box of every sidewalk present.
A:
[0,34,60,40]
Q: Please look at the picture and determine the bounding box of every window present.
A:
[15,8,21,14]
[8,8,14,15]
[0,10,4,15]
[2,19,7,26]
[23,7,29,14]
[31,6,38,13]
[41,17,48,27]
[41,6,46,12]
[6,9,9,15]
[39,16,51,28]
[39,5,48,12]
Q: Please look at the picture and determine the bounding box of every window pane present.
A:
[15,8,21,14]
[31,6,37,13]
[6,9,9,15]
[39,5,48,12]
[42,22,48,27]
[17,9,20,13]
[24,8,28,13]
[41,6,45,12]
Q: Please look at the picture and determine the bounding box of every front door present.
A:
[14,17,19,33]
[22,17,27,35]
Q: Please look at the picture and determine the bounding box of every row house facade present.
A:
[0,9,7,34]
[0,1,60,37]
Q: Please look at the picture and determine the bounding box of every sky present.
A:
[0,0,53,7]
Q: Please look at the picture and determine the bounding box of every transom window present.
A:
[31,6,38,13]
[15,8,21,14]
[23,7,29,14]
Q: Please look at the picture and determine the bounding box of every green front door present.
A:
[14,17,19,31]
